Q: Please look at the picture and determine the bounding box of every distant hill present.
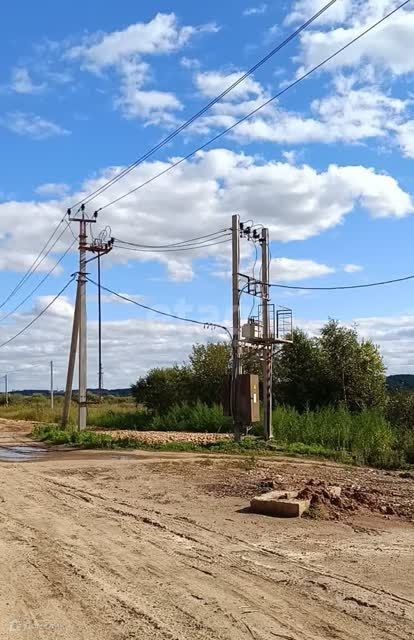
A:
[9,388,132,397]
[386,375,414,391]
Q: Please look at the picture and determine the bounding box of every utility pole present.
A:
[232,213,242,441]
[62,210,113,429]
[78,213,88,430]
[4,374,8,406]
[261,227,273,440]
[62,282,81,427]
[97,252,103,401]
[50,360,54,410]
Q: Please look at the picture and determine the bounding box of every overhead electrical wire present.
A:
[0,218,72,311]
[0,239,77,323]
[113,228,230,249]
[95,0,411,214]
[270,273,414,291]
[114,237,231,253]
[69,0,340,210]
[0,276,76,350]
[86,277,232,339]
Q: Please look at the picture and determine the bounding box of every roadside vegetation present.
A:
[4,320,414,469]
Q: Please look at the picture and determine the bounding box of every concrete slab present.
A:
[250,490,311,518]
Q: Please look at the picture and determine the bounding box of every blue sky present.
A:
[1,0,414,389]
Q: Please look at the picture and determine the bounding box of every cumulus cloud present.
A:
[0,294,220,389]
[0,149,411,280]
[35,183,70,197]
[243,4,268,16]
[271,258,334,282]
[11,68,46,94]
[66,13,217,123]
[191,70,407,146]
[290,1,414,76]
[1,112,70,139]
[343,263,363,273]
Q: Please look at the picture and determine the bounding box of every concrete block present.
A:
[250,491,310,518]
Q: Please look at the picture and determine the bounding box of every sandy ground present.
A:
[0,419,413,640]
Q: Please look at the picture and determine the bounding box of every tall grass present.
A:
[151,402,232,433]
[272,406,400,467]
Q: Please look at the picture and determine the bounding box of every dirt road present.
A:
[0,420,413,640]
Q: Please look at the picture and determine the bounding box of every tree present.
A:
[273,328,326,410]
[188,342,231,405]
[319,320,386,411]
[273,321,386,412]
[131,366,191,414]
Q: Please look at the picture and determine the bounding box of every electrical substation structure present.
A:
[62,206,113,430]
[231,214,293,440]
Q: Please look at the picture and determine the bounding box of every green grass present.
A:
[151,402,232,433]
[270,406,403,468]
[30,424,375,466]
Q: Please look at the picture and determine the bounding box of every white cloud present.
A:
[285,0,354,26]
[67,14,200,70]
[0,296,221,389]
[180,56,200,69]
[195,70,264,101]
[66,13,217,125]
[3,294,414,390]
[293,2,414,76]
[35,183,70,197]
[243,4,268,17]
[193,72,406,146]
[394,120,414,158]
[11,68,45,94]
[112,59,181,123]
[1,112,70,139]
[343,263,363,273]
[271,258,334,282]
[0,149,411,279]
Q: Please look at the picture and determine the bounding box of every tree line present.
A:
[132,319,391,417]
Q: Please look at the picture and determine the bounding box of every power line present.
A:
[86,277,232,339]
[114,228,230,249]
[95,0,410,214]
[270,273,414,291]
[69,0,339,210]
[0,218,71,311]
[0,239,76,323]
[114,237,231,253]
[0,276,76,350]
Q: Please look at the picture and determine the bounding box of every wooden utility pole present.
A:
[261,227,273,440]
[232,213,242,441]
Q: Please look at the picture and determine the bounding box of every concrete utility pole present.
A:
[62,209,113,430]
[62,283,81,427]
[50,360,54,410]
[78,214,88,430]
[4,374,8,406]
[232,213,242,441]
[97,252,103,401]
[261,228,273,440]
[64,207,96,430]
